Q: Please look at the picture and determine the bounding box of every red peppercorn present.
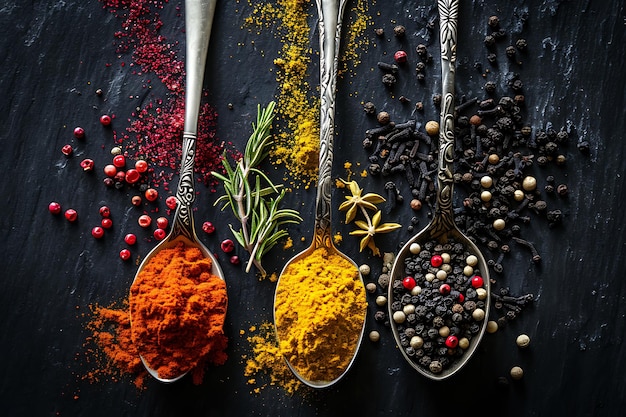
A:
[220,239,235,253]
[64,209,78,222]
[100,114,112,126]
[445,335,459,348]
[439,283,451,295]
[402,276,416,290]
[230,255,240,265]
[165,196,178,210]
[91,226,105,239]
[73,127,85,139]
[124,233,137,245]
[99,206,111,218]
[156,216,168,230]
[103,164,117,177]
[48,202,62,215]
[131,195,142,206]
[80,158,95,172]
[114,171,126,183]
[471,275,484,288]
[101,218,113,229]
[153,228,166,240]
[431,254,443,268]
[144,188,158,202]
[119,249,131,261]
[458,293,465,303]
[394,50,408,64]
[135,159,148,173]
[61,144,73,156]
[125,168,140,184]
[202,221,215,234]
[103,177,114,187]
[138,214,152,228]
[113,154,126,168]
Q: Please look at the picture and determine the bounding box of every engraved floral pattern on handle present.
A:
[313,0,348,248]
[431,0,459,238]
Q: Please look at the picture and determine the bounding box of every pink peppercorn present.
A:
[445,335,459,348]
[153,228,166,240]
[165,196,178,210]
[48,202,62,215]
[431,254,443,268]
[100,114,112,126]
[64,209,78,222]
[61,144,73,156]
[471,276,484,288]
[124,233,137,245]
[402,276,416,290]
[220,239,235,253]
[73,127,85,139]
[202,221,215,234]
[120,249,131,261]
[394,50,408,63]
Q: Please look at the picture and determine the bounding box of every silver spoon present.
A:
[129,0,225,383]
[388,0,491,380]
[273,0,366,388]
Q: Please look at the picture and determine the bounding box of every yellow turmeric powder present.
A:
[274,246,367,382]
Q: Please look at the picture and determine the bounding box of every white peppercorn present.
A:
[410,335,424,349]
[486,320,498,333]
[409,242,421,254]
[366,282,377,293]
[472,308,486,321]
[359,264,371,276]
[522,176,537,191]
[376,295,387,306]
[510,366,524,380]
[393,311,406,323]
[369,330,381,342]
[516,334,531,348]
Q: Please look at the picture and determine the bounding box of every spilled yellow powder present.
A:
[244,0,373,188]
[333,231,343,245]
[243,321,303,395]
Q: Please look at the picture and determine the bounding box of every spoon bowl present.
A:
[388,0,490,380]
[129,0,225,383]
[272,0,367,388]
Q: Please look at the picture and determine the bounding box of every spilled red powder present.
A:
[81,300,148,389]
[99,0,239,190]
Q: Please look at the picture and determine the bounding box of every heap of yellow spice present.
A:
[274,246,367,382]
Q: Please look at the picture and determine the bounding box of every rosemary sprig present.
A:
[212,102,302,276]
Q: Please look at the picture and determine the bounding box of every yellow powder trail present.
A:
[244,0,372,189]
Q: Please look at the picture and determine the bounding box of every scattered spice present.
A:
[100,0,234,190]
[337,179,401,256]
[244,0,372,187]
[274,246,367,382]
[243,322,303,395]
[129,242,228,382]
[81,300,147,389]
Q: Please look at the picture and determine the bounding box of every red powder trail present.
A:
[99,0,238,190]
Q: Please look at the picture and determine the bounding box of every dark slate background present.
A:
[2,0,625,416]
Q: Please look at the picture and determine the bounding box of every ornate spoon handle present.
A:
[431,0,459,236]
[313,0,348,247]
[172,0,217,239]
